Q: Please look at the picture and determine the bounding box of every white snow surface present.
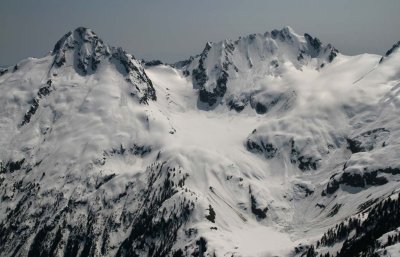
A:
[1,27,400,257]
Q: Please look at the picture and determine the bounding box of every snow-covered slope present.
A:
[1,27,400,257]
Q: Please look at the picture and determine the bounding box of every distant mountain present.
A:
[1,26,400,257]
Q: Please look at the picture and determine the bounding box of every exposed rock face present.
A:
[110,47,156,103]
[249,187,268,219]
[178,27,338,111]
[191,42,230,107]
[245,117,335,171]
[289,138,321,171]
[0,68,8,76]
[323,166,400,196]
[0,160,196,257]
[347,128,390,153]
[52,27,110,73]
[144,59,164,67]
[380,40,400,63]
[247,134,322,171]
[52,27,156,103]
[20,80,53,126]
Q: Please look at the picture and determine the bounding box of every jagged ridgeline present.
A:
[1,26,400,257]
[52,27,156,103]
[178,26,338,110]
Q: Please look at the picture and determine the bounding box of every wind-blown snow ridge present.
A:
[1,26,400,257]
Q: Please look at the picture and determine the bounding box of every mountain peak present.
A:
[269,26,298,41]
[51,27,111,74]
[50,27,156,103]
[282,25,295,33]
[52,27,101,53]
[180,26,339,108]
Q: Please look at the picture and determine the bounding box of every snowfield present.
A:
[0,27,400,257]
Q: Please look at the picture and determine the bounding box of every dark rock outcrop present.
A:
[380,40,400,63]
[145,60,163,67]
[0,68,8,76]
[289,139,320,171]
[249,187,268,219]
[322,167,397,196]
[346,128,389,153]
[20,80,54,126]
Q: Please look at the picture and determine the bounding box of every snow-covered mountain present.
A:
[176,26,338,111]
[1,26,400,257]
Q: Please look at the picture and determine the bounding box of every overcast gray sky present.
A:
[1,0,400,65]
